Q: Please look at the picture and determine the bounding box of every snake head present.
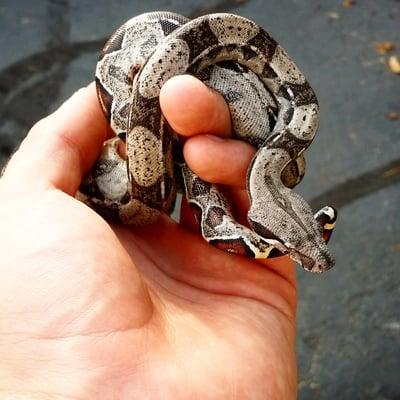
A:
[281,206,337,272]
[248,190,336,273]
[283,237,335,273]
[246,146,337,272]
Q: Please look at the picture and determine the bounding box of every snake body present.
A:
[78,12,337,272]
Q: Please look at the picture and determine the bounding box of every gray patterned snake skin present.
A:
[78,11,337,272]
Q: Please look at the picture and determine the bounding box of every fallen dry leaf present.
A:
[343,0,356,8]
[390,244,400,253]
[374,41,395,55]
[388,55,400,74]
[327,11,340,19]
[383,165,400,177]
[386,111,399,120]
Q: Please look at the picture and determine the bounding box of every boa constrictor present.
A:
[78,11,337,272]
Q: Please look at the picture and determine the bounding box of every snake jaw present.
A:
[285,243,335,273]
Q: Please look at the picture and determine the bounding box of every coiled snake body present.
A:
[78,12,337,272]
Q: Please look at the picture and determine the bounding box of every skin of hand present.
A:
[0,75,297,400]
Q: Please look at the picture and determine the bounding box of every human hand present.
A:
[0,76,297,399]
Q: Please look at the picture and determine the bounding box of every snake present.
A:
[77,11,337,273]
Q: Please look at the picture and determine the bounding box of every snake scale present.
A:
[78,11,337,273]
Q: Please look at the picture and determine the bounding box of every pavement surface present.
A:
[1,1,399,398]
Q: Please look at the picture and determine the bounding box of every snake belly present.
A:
[78,11,337,273]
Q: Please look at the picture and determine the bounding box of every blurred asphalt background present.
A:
[0,0,399,398]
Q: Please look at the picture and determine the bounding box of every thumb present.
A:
[1,83,112,196]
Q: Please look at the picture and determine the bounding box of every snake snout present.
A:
[309,250,335,273]
[288,246,335,273]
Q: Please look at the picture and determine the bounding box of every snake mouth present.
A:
[286,245,333,273]
[288,249,315,272]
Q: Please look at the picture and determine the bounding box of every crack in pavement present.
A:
[0,0,250,105]
[309,158,400,210]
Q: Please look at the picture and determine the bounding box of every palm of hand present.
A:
[0,78,297,399]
